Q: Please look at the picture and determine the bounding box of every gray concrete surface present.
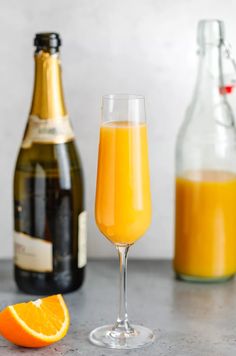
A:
[0,259,236,355]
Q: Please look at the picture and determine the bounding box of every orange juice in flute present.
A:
[96,121,151,245]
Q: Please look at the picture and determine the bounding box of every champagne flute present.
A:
[89,94,154,349]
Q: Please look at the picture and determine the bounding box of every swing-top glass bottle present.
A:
[174,20,236,282]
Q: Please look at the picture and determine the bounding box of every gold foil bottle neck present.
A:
[30,50,67,119]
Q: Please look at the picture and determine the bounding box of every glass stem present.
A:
[113,245,133,334]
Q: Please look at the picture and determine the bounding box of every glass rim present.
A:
[103,94,145,101]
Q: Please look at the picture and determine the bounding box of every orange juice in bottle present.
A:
[174,171,236,280]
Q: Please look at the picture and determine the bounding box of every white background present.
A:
[0,0,236,259]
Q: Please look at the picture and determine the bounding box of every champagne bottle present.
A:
[13,33,86,294]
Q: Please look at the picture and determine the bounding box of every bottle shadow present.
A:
[0,260,30,308]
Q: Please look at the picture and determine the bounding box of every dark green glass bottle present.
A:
[14,33,86,295]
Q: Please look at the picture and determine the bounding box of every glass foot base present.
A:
[89,324,155,349]
[176,272,235,283]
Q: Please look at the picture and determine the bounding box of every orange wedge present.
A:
[0,294,70,348]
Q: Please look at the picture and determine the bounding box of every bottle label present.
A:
[78,211,87,268]
[22,115,75,148]
[14,231,53,272]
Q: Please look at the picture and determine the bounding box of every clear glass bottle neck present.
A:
[30,50,67,119]
[194,44,224,102]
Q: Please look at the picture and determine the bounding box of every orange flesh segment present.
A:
[13,297,64,335]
